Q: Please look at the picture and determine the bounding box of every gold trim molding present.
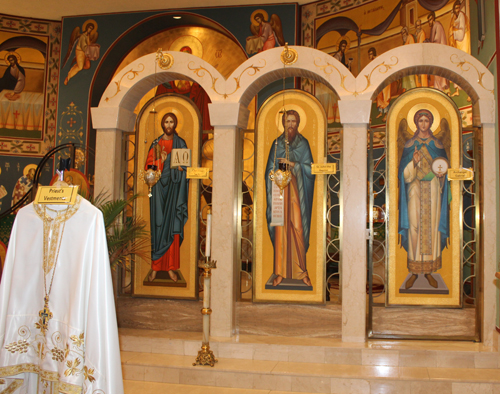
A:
[104,64,145,102]
[450,54,494,95]
[188,60,266,99]
[314,56,398,97]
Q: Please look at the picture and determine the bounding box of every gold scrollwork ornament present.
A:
[281,43,298,65]
[156,48,174,70]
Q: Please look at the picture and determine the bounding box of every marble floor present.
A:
[123,379,500,394]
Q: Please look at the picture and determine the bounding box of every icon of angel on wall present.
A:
[246,10,285,55]
[62,19,100,85]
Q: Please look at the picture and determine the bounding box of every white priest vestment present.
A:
[0,197,124,394]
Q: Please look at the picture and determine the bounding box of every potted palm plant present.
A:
[90,193,150,295]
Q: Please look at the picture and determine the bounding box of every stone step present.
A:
[121,351,500,394]
[119,329,500,370]
[124,380,333,394]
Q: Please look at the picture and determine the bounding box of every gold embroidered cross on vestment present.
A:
[38,296,53,334]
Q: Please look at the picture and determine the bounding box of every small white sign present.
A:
[171,149,191,167]
[270,182,284,227]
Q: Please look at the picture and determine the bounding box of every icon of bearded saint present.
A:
[397,109,451,291]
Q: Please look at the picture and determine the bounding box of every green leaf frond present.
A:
[83,192,150,270]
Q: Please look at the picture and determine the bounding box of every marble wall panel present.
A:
[117,298,343,338]
[235,302,342,338]
[372,306,476,338]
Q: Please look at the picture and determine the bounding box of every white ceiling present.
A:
[7,0,306,21]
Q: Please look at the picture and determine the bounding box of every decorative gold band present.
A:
[408,256,442,274]
[0,364,82,393]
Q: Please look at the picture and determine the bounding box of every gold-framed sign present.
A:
[134,93,201,299]
[254,89,326,304]
[311,163,337,175]
[187,167,210,179]
[448,168,474,181]
[34,186,79,205]
[387,88,462,307]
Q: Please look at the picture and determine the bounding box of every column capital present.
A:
[338,100,372,125]
[91,106,137,132]
[208,102,249,129]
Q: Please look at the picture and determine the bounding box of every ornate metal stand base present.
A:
[192,344,218,367]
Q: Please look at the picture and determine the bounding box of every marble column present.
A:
[338,100,372,343]
[481,122,498,348]
[208,102,248,337]
[94,129,123,200]
[91,106,136,200]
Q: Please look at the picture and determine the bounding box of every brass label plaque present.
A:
[311,163,337,175]
[186,167,210,179]
[447,168,474,181]
[34,186,79,205]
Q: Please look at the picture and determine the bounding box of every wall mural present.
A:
[0,15,60,219]
[246,9,285,55]
[0,15,60,156]
[62,19,100,86]
[301,0,473,129]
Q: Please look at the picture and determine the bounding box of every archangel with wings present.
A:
[246,10,285,55]
[62,20,100,85]
[397,109,451,291]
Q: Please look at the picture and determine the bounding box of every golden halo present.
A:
[336,36,351,52]
[158,109,185,136]
[407,103,440,133]
[4,51,21,65]
[23,164,37,177]
[169,35,203,58]
[251,9,269,26]
[275,104,307,134]
[82,19,98,33]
